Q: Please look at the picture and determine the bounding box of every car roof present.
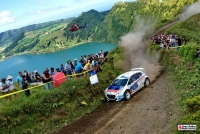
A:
[116,70,143,79]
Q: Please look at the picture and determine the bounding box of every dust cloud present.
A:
[119,18,162,82]
[179,2,200,21]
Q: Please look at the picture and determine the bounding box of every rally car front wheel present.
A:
[124,90,131,100]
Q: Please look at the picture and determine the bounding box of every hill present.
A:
[0,17,75,47]
[165,13,200,44]
[0,10,109,58]
[1,0,198,58]
[149,13,200,133]
[91,0,198,43]
[63,9,109,43]
[0,1,200,134]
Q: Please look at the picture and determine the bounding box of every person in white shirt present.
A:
[7,75,18,99]
[0,78,10,100]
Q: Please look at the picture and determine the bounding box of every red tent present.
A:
[53,72,66,87]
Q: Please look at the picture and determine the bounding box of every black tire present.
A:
[144,78,150,87]
[124,90,131,101]
[104,97,109,102]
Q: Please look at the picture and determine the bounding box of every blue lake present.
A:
[0,42,116,80]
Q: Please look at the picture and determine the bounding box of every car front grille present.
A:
[107,95,115,99]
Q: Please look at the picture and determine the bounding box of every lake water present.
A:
[0,42,116,80]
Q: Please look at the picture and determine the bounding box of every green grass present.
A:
[0,47,124,134]
[148,41,200,133]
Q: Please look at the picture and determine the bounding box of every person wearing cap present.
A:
[0,78,10,100]
[73,59,78,67]
[34,70,42,82]
[7,75,18,99]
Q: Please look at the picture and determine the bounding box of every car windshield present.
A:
[111,79,128,86]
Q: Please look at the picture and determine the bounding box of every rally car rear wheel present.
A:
[124,90,131,100]
[144,78,150,87]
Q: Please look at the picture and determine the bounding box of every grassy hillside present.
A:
[0,47,124,134]
[0,17,75,47]
[2,23,69,57]
[148,13,200,133]
[165,13,200,44]
[91,0,198,43]
[0,10,108,58]
[1,0,198,58]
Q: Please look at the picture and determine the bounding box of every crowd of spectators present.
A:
[151,33,188,49]
[0,50,109,100]
[151,33,200,59]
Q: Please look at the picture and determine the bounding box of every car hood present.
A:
[106,85,124,93]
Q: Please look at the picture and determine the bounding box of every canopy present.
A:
[53,72,66,87]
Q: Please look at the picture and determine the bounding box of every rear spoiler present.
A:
[131,68,144,71]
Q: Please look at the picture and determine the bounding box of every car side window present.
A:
[128,74,139,85]
[132,74,139,81]
[128,76,134,85]
[137,72,142,78]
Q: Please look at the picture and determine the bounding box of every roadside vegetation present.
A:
[0,47,124,134]
[148,13,200,133]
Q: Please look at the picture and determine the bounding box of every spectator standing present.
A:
[22,75,31,96]
[7,75,18,99]
[27,72,33,83]
[34,70,42,82]
[65,61,72,76]
[69,60,75,73]
[73,59,78,68]
[16,71,23,89]
[49,67,55,78]
[42,68,52,91]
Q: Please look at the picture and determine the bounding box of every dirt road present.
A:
[53,72,173,134]
[53,21,178,134]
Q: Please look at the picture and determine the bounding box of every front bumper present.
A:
[105,93,124,101]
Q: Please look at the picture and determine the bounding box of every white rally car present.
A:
[104,68,150,102]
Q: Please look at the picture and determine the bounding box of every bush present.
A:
[186,95,200,113]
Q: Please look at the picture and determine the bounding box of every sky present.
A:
[0,0,135,33]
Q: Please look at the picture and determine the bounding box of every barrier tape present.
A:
[0,54,115,99]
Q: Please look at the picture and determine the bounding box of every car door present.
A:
[127,76,134,94]
[136,72,143,89]
[131,74,139,93]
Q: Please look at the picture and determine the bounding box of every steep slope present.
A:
[165,13,200,44]
[91,0,198,43]
[0,17,75,46]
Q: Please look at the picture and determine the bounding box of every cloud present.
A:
[74,0,91,2]
[0,11,15,25]
[29,5,67,15]
[39,0,46,4]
